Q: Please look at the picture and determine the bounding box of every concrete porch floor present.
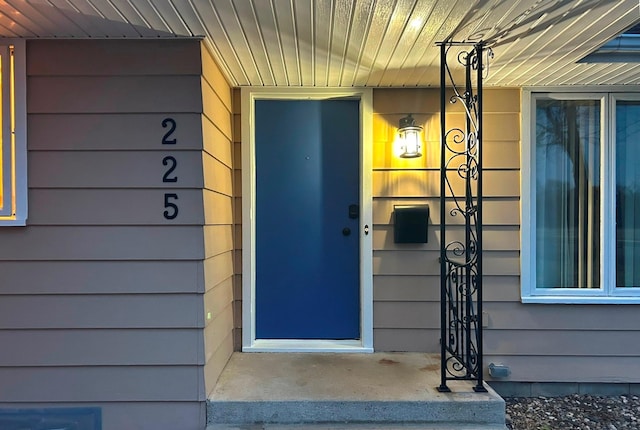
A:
[207,352,506,429]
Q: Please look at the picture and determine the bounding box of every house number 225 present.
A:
[162,118,179,220]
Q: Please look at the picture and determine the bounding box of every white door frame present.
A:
[241,87,373,353]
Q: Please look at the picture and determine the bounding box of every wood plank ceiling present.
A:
[0,0,639,87]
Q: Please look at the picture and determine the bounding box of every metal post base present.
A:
[473,384,488,393]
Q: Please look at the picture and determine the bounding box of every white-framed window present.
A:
[522,88,640,303]
[0,40,27,225]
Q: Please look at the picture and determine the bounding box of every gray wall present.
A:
[0,39,212,430]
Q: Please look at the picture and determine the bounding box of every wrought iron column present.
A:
[438,40,492,393]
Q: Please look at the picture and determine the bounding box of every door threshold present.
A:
[243,339,374,353]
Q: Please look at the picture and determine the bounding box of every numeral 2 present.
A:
[162,118,177,144]
[163,193,179,220]
[162,156,178,183]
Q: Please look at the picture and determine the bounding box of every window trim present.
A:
[0,39,27,226]
[522,87,640,304]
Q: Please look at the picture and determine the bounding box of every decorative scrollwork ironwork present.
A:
[438,40,489,393]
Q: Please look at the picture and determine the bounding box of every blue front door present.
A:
[255,99,360,339]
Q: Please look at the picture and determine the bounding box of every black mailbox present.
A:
[394,205,429,243]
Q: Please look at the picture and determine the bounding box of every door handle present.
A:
[342,227,351,236]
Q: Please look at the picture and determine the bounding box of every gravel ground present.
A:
[505,394,640,430]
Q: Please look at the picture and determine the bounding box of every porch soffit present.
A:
[0,0,639,87]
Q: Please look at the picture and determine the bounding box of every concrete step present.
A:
[207,352,505,428]
[207,398,505,426]
[207,398,504,425]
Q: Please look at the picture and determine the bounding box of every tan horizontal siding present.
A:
[28,76,203,114]
[0,329,202,366]
[373,225,520,251]
[0,261,203,295]
[203,331,234,399]
[203,251,235,290]
[374,302,439,329]
[202,45,232,112]
[26,39,202,76]
[373,198,520,225]
[0,402,205,430]
[443,112,520,141]
[371,88,520,354]
[0,366,204,402]
[373,114,518,158]
[484,302,640,331]
[0,294,203,329]
[373,89,456,114]
[482,141,520,169]
[373,139,519,170]
[374,275,521,302]
[485,330,640,356]
[373,250,520,276]
[374,328,440,352]
[203,116,233,168]
[204,190,234,225]
[483,355,640,383]
[482,89,522,112]
[204,225,234,259]
[203,304,234,362]
[203,152,233,196]
[28,114,204,151]
[28,189,205,225]
[372,88,520,115]
[0,40,208,425]
[202,77,233,140]
[29,151,204,188]
[203,277,234,321]
[0,226,204,260]
[373,170,520,198]
[201,42,236,396]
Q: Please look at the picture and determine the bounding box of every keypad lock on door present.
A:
[343,204,359,236]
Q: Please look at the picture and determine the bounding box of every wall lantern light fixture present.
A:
[397,114,423,158]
